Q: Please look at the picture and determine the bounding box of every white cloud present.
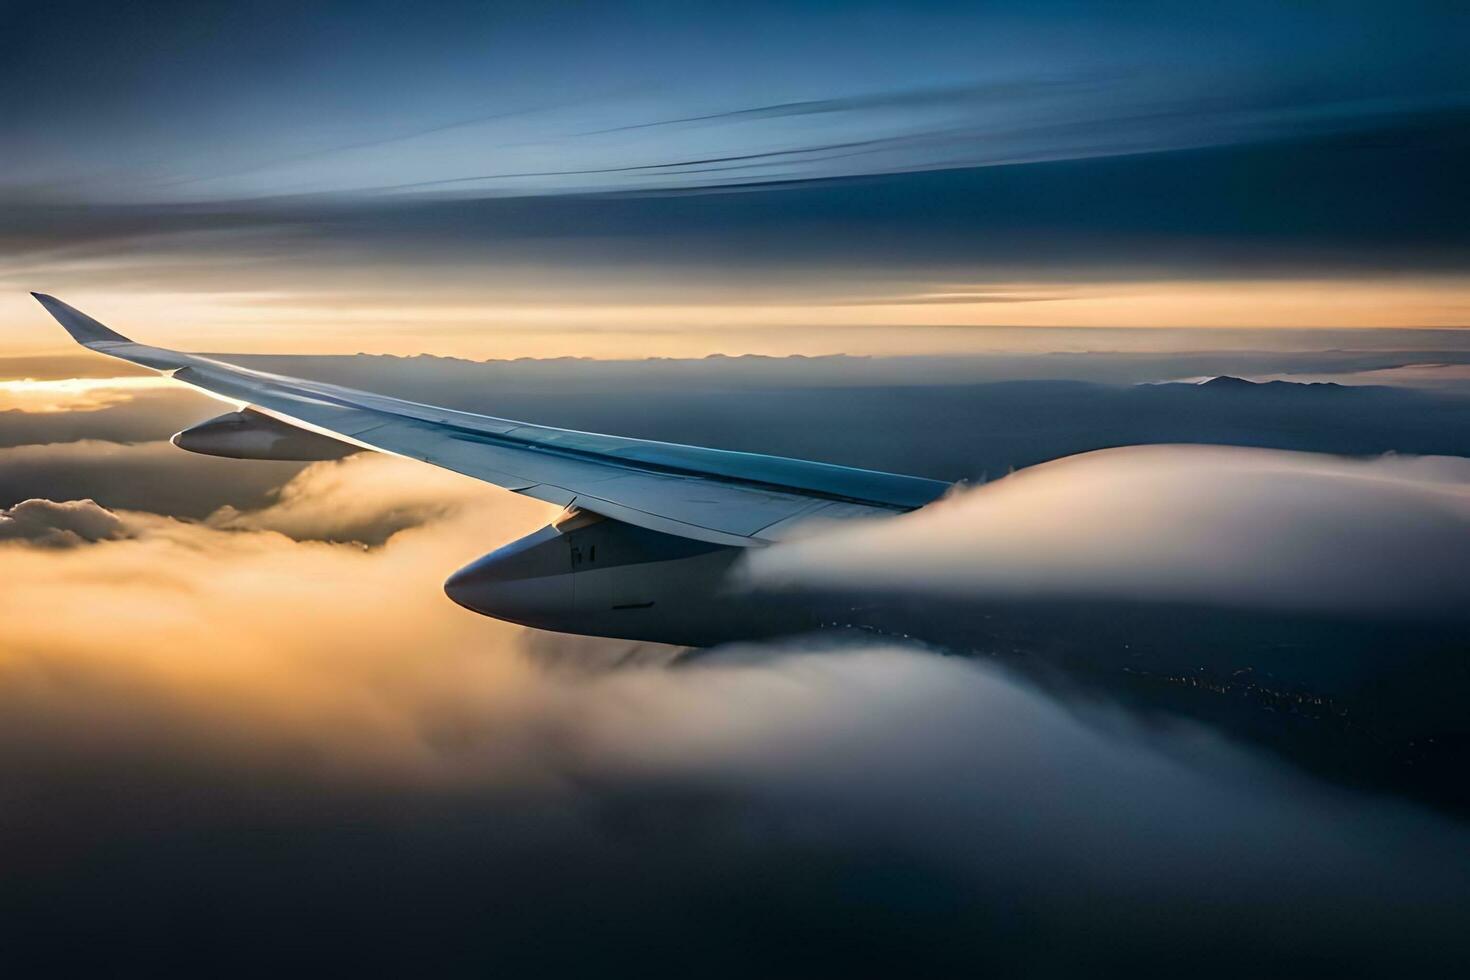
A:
[747,445,1470,615]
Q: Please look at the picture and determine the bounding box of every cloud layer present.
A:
[0,497,128,547]
[748,445,1470,617]
[4,478,1470,973]
[0,439,305,519]
[3,425,1470,972]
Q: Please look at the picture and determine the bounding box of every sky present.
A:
[6,5,1470,970]
[4,0,1470,356]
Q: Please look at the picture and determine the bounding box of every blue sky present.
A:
[5,0,1467,201]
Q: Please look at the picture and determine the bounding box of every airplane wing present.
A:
[33,293,951,546]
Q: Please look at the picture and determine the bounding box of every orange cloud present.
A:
[0,376,176,413]
[0,466,548,783]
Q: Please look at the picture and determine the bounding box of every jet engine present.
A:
[171,408,358,461]
[444,506,820,646]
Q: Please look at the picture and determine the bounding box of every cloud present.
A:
[572,79,1097,137]
[4,106,1468,327]
[206,450,526,544]
[0,436,513,543]
[0,502,545,781]
[1263,362,1470,393]
[0,353,157,381]
[746,445,1470,617]
[0,375,178,413]
[2,443,1470,973]
[0,497,128,547]
[0,386,215,448]
[0,439,305,519]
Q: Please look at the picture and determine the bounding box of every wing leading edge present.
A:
[33,293,951,545]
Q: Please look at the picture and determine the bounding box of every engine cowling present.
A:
[171,408,358,461]
[444,507,820,646]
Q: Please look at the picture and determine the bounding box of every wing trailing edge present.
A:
[33,293,952,545]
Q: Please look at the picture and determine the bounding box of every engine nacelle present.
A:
[171,408,358,461]
[444,507,820,646]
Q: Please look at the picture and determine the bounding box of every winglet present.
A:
[30,292,133,346]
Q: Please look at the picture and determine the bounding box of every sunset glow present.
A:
[5,277,1468,360]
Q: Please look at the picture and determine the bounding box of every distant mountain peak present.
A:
[1193,375,1347,392]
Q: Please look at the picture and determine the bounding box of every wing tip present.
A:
[29,292,133,346]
